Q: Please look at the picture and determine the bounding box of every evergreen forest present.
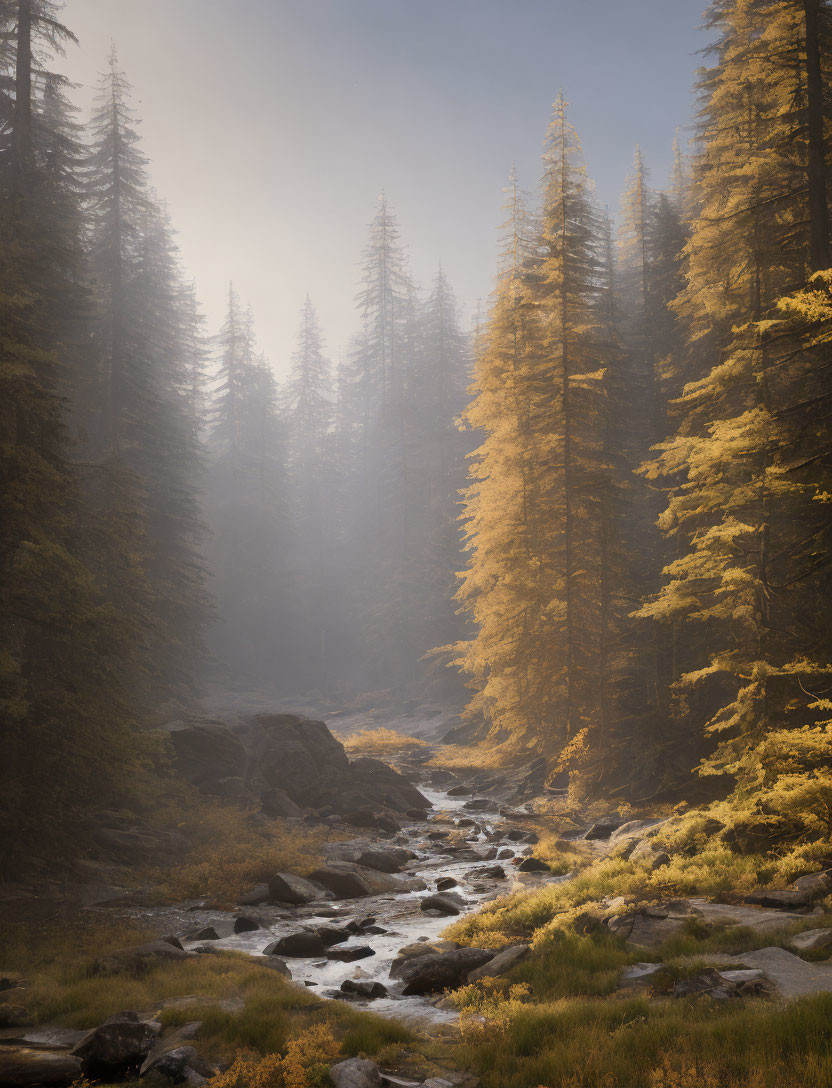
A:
[2,3,832,1088]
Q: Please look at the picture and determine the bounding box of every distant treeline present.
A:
[0,1,471,863]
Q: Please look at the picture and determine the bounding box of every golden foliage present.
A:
[209,1024,341,1088]
[146,790,328,904]
[648,1053,767,1088]
[341,728,428,756]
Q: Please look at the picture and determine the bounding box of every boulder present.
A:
[188,926,225,942]
[158,935,185,950]
[789,927,832,952]
[420,893,466,915]
[466,944,530,981]
[378,1077,421,1088]
[505,829,528,842]
[608,910,690,948]
[233,915,260,933]
[326,945,376,962]
[745,888,812,910]
[5,1030,87,1050]
[140,1045,202,1082]
[345,915,377,934]
[252,713,350,806]
[344,810,401,835]
[792,871,832,899]
[470,865,506,880]
[265,932,326,957]
[314,863,422,898]
[462,799,491,812]
[609,819,664,843]
[346,758,432,814]
[330,1058,381,1088]
[308,866,374,900]
[390,940,459,977]
[139,1022,205,1076]
[0,1048,82,1086]
[162,720,248,791]
[73,1012,160,1077]
[163,713,431,819]
[436,876,458,890]
[315,925,351,947]
[268,872,325,905]
[238,884,270,906]
[672,968,738,1001]
[723,946,832,999]
[583,814,624,841]
[399,948,495,995]
[618,962,668,989]
[629,841,670,870]
[517,857,550,873]
[355,848,414,873]
[670,966,769,1000]
[340,980,387,999]
[687,897,809,931]
[213,777,251,802]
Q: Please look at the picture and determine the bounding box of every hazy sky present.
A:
[59,0,708,376]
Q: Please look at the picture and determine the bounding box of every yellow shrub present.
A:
[341,727,428,754]
[210,1023,341,1088]
[649,1053,767,1088]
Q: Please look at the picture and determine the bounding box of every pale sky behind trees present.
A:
[59,0,707,374]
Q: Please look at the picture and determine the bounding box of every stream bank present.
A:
[109,783,566,1025]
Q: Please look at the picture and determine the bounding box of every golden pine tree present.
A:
[642,0,832,791]
[455,98,612,752]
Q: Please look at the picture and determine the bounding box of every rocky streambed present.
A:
[110,785,563,1024]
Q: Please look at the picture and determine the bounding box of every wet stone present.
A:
[326,945,376,962]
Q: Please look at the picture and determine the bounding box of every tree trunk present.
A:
[804,0,830,271]
[14,0,33,176]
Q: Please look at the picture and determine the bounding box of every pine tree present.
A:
[641,0,832,791]
[206,289,288,683]
[341,195,420,689]
[409,267,472,694]
[0,2,142,863]
[455,100,612,750]
[284,296,336,689]
[84,53,209,701]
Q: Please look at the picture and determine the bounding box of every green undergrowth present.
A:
[1,919,411,1065]
[447,842,831,949]
[445,931,832,1087]
[442,798,832,1087]
[143,790,332,905]
[455,988,832,1088]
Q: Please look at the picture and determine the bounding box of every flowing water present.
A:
[118,786,564,1024]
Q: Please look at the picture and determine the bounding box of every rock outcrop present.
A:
[0,1047,82,1086]
[72,1012,160,1078]
[399,947,495,994]
[160,713,430,818]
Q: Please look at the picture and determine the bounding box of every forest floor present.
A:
[2,722,831,1088]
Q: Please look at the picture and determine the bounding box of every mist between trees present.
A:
[2,0,832,861]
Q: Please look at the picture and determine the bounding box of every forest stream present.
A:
[108,783,561,1025]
